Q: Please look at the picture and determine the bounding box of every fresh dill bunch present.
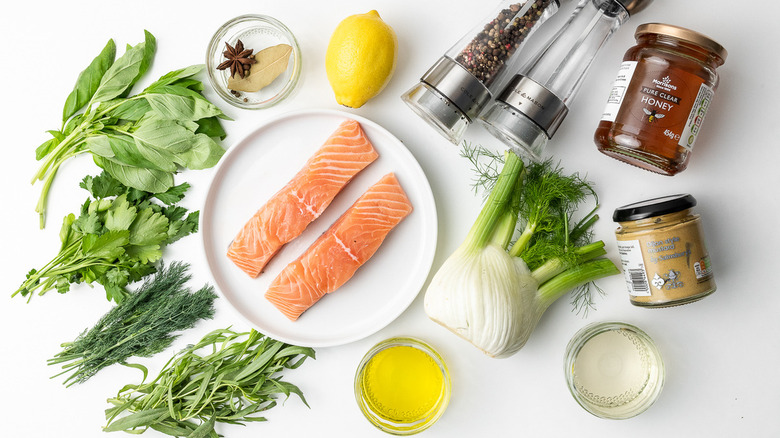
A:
[48,261,217,386]
[514,160,597,267]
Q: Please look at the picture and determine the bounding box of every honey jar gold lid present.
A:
[636,23,728,62]
[617,0,654,16]
[613,194,696,222]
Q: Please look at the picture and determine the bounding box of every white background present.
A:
[1,0,778,436]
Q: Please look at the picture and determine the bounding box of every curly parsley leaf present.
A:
[13,171,199,303]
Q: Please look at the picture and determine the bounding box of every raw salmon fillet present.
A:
[227,120,378,278]
[265,173,413,321]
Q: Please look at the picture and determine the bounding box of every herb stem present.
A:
[537,258,619,305]
[508,223,536,258]
[463,151,524,252]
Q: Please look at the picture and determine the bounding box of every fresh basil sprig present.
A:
[32,30,229,228]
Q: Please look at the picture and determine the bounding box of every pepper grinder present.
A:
[480,0,653,161]
[401,0,563,145]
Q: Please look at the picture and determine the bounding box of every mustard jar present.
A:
[613,194,715,307]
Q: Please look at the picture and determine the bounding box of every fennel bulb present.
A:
[424,150,619,358]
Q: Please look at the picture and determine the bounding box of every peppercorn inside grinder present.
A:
[480,0,653,162]
[402,0,562,144]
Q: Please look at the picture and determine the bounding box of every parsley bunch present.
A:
[13,171,199,303]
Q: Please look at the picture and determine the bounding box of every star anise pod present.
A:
[217,39,257,79]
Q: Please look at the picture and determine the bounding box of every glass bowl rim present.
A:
[563,321,665,420]
[354,336,451,435]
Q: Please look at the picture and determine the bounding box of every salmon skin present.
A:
[265,173,413,321]
[227,120,378,278]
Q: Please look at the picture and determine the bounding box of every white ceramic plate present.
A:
[201,109,437,347]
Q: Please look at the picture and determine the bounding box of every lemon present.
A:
[326,10,397,108]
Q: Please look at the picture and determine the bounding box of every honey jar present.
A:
[613,194,715,307]
[594,23,727,175]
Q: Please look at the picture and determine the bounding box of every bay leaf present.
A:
[228,44,292,92]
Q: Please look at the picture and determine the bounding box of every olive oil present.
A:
[355,337,450,434]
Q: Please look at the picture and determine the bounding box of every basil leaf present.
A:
[87,132,176,172]
[177,134,225,170]
[36,137,60,161]
[132,118,196,154]
[114,134,176,172]
[104,98,151,121]
[132,139,178,172]
[63,39,116,121]
[144,64,203,91]
[92,32,155,103]
[94,155,173,194]
[83,135,116,158]
[195,116,227,140]
[174,78,205,92]
[144,89,224,121]
[120,30,157,98]
[62,114,84,136]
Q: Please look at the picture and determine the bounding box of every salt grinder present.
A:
[481,0,653,161]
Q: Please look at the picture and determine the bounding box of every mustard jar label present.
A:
[616,239,651,297]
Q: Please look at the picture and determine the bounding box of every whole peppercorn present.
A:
[454,0,554,86]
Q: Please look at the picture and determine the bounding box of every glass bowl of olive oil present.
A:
[564,322,665,419]
[355,337,451,435]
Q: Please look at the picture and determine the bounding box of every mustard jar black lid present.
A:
[613,194,696,222]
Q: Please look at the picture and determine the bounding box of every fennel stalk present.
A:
[424,150,619,358]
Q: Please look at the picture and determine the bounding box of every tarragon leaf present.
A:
[103,407,170,432]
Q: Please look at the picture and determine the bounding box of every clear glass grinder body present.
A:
[481,0,653,161]
[402,0,562,144]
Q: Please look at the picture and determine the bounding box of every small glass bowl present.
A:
[564,322,665,420]
[354,337,451,435]
[206,14,301,109]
